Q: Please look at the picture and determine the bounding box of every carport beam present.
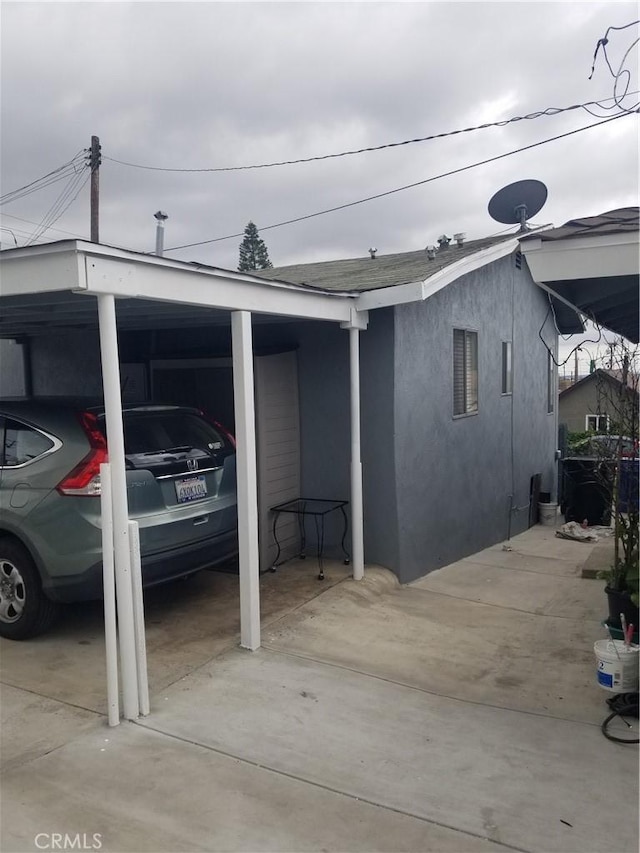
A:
[231,310,261,650]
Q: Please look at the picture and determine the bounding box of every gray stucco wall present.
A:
[31,332,103,397]
[0,339,26,396]
[295,321,353,554]
[391,253,557,581]
[296,310,400,568]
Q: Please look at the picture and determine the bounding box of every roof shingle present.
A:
[253,233,517,292]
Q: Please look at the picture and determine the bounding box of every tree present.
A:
[238,221,272,271]
[593,341,639,609]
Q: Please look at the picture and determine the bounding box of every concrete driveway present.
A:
[1,525,638,853]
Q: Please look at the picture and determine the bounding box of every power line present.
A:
[0,212,87,240]
[0,151,87,206]
[103,95,637,174]
[25,169,90,245]
[589,20,639,111]
[164,110,636,253]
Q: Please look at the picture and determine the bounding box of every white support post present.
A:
[349,326,365,581]
[100,463,119,727]
[231,310,261,650]
[97,293,139,720]
[129,520,149,716]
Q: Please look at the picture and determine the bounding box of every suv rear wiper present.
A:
[140,446,193,456]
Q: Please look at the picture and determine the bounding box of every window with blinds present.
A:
[453,328,478,416]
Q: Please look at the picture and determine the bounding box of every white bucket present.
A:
[538,502,558,527]
[594,640,639,692]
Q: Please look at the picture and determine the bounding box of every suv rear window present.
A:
[120,410,228,456]
[2,418,56,466]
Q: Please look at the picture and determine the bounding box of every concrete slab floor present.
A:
[0,684,102,773]
[264,568,607,723]
[0,559,351,714]
[1,721,507,853]
[137,647,639,853]
[411,560,605,619]
[1,525,636,853]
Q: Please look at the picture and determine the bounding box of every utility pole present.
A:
[574,347,580,383]
[90,135,101,243]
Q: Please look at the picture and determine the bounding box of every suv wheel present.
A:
[0,539,60,640]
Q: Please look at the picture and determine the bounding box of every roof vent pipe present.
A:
[454,232,465,247]
[154,211,168,256]
[368,247,377,259]
[437,234,451,249]
[426,245,437,260]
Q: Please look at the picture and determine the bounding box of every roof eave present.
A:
[520,230,639,282]
[0,241,362,325]
[356,236,521,310]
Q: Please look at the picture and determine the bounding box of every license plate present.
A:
[175,475,208,503]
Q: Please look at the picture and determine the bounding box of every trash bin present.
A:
[619,458,639,513]
[560,457,613,525]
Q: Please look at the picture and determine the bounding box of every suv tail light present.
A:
[198,409,236,449]
[56,412,108,496]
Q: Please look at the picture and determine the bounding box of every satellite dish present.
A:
[488,179,548,231]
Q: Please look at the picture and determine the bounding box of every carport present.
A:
[0,240,369,722]
[520,207,639,344]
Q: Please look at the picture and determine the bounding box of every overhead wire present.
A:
[588,20,639,112]
[0,151,87,206]
[25,167,91,245]
[103,94,638,174]
[539,295,604,368]
[0,212,87,240]
[164,110,637,253]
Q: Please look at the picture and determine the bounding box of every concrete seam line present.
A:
[456,558,594,576]
[405,585,605,621]
[260,646,603,730]
[0,681,106,719]
[132,720,531,853]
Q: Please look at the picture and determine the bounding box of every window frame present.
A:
[547,351,555,414]
[501,341,513,396]
[585,414,609,432]
[453,327,479,418]
[0,416,62,469]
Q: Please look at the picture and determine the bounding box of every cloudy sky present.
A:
[1,0,638,368]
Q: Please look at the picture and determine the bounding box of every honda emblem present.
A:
[186,458,198,472]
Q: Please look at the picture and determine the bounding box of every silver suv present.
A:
[0,400,238,639]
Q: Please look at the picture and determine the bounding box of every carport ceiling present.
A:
[520,208,639,344]
[543,274,637,343]
[0,290,299,338]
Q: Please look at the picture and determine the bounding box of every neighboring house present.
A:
[559,369,639,434]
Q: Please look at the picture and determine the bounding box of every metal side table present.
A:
[269,498,350,580]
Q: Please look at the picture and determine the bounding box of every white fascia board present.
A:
[533,280,589,319]
[0,245,86,296]
[521,231,640,282]
[356,238,520,310]
[81,252,356,323]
